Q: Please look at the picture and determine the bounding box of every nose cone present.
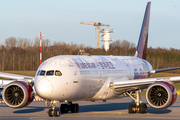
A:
[35,78,53,99]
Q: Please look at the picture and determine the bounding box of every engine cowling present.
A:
[146,81,177,109]
[2,81,34,108]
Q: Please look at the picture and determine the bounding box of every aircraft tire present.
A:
[139,104,147,114]
[75,104,79,113]
[54,109,59,117]
[129,104,136,113]
[71,104,79,113]
[60,104,68,113]
[48,109,53,117]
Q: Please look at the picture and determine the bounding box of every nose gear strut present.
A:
[45,100,60,117]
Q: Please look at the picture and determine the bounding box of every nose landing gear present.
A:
[46,100,60,117]
[48,108,59,117]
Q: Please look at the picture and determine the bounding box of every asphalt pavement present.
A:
[0,96,180,120]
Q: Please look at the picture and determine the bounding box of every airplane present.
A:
[1,1,180,117]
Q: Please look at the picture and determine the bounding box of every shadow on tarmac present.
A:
[79,102,132,112]
[12,101,172,114]
[79,102,171,114]
[147,108,171,114]
[13,106,50,114]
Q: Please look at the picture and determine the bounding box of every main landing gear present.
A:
[126,90,147,114]
[60,101,79,113]
[46,100,79,117]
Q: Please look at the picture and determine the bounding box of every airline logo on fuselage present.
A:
[74,61,115,70]
[99,62,115,69]
[75,62,96,69]
[134,68,145,79]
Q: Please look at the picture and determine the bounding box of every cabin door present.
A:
[69,65,78,83]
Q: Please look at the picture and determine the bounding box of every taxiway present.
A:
[0,96,180,120]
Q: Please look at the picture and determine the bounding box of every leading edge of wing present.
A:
[0,72,34,80]
[109,76,180,92]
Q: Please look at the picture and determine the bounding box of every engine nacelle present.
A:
[2,81,34,108]
[146,81,177,109]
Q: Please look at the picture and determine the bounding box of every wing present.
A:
[0,72,34,80]
[149,67,180,74]
[109,76,180,93]
[0,72,37,104]
[0,72,34,88]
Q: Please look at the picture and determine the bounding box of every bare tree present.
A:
[5,37,17,48]
[17,38,23,48]
[33,37,40,48]
[43,39,51,47]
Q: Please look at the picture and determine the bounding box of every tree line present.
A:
[0,36,180,72]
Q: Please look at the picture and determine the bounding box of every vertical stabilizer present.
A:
[134,2,151,60]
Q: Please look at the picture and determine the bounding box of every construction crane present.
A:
[80,21,109,49]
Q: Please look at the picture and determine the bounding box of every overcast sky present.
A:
[0,0,179,49]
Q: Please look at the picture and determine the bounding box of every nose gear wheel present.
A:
[46,100,60,117]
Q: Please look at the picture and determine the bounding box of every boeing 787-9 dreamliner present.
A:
[0,2,180,117]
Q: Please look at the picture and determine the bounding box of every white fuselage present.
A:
[34,55,152,102]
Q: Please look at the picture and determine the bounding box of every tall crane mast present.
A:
[80,21,109,49]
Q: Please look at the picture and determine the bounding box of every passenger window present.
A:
[39,70,46,76]
[55,70,62,76]
[46,70,54,76]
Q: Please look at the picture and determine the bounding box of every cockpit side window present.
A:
[36,70,40,76]
[55,70,62,76]
[39,70,46,76]
[46,70,54,76]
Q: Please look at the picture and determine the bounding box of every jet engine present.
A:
[2,81,34,108]
[146,81,177,109]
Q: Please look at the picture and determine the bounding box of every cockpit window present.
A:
[39,70,46,76]
[36,70,40,76]
[37,70,62,76]
[55,70,62,76]
[46,70,54,76]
